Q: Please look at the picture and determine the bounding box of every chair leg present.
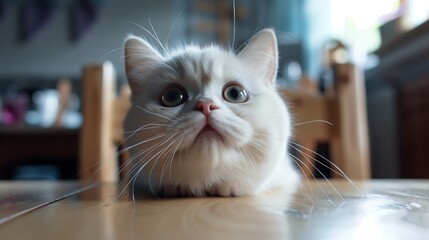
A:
[335,64,371,179]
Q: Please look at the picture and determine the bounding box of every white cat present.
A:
[123,29,298,197]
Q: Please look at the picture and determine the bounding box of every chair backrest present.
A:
[79,62,130,183]
[79,62,370,183]
[281,64,370,179]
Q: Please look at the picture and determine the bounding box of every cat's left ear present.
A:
[238,29,278,87]
[124,35,165,96]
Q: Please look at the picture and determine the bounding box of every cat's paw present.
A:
[161,185,189,198]
[161,184,246,197]
[207,184,239,197]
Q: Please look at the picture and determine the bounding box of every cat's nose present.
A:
[195,99,219,117]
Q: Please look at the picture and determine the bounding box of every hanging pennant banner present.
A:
[70,0,103,41]
[19,0,60,41]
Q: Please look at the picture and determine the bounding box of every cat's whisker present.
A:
[252,132,286,144]
[146,131,182,194]
[117,130,181,195]
[122,53,151,59]
[231,0,236,50]
[293,120,333,127]
[119,133,179,201]
[289,153,334,204]
[178,140,184,166]
[118,154,152,200]
[124,20,168,56]
[289,140,362,195]
[117,136,172,198]
[126,134,177,179]
[235,38,248,54]
[288,153,315,203]
[162,142,180,184]
[247,139,266,154]
[121,123,168,149]
[235,139,264,169]
[292,146,345,205]
[120,133,167,154]
[118,154,146,197]
[158,62,178,75]
[168,138,185,180]
[119,125,168,159]
[288,144,347,180]
[148,18,170,58]
[103,47,124,57]
[237,142,256,170]
[166,3,189,48]
[117,140,163,188]
[243,50,275,61]
[83,132,166,186]
[122,57,176,77]
[80,127,152,183]
[235,16,263,54]
[159,137,181,185]
[252,131,359,196]
[244,141,267,169]
[122,123,168,134]
[157,109,179,120]
[276,31,304,46]
[130,160,153,203]
[121,148,164,195]
[135,105,174,121]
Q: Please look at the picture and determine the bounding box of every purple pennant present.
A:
[19,0,54,41]
[0,0,8,21]
[0,2,3,21]
[70,0,99,41]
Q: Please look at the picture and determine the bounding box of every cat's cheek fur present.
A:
[208,111,253,146]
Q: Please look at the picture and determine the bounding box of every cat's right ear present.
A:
[238,29,278,87]
[124,36,164,96]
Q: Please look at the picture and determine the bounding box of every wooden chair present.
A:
[79,62,130,183]
[280,64,370,179]
[79,62,370,183]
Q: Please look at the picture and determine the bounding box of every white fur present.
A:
[123,29,298,197]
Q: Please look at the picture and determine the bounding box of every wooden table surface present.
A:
[0,179,428,240]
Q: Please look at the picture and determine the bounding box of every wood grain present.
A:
[280,88,338,141]
[0,181,95,224]
[79,62,118,183]
[1,180,428,240]
[334,64,371,179]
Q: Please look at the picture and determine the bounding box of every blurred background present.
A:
[0,0,428,180]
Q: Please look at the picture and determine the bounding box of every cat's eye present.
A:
[223,84,248,103]
[161,85,187,107]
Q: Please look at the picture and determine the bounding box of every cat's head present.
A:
[123,29,292,195]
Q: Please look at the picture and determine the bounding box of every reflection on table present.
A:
[1,180,428,240]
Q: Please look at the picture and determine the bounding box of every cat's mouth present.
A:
[196,125,224,142]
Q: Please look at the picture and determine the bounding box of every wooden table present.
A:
[1,180,428,239]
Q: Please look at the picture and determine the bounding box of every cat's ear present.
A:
[124,35,164,95]
[238,29,278,87]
